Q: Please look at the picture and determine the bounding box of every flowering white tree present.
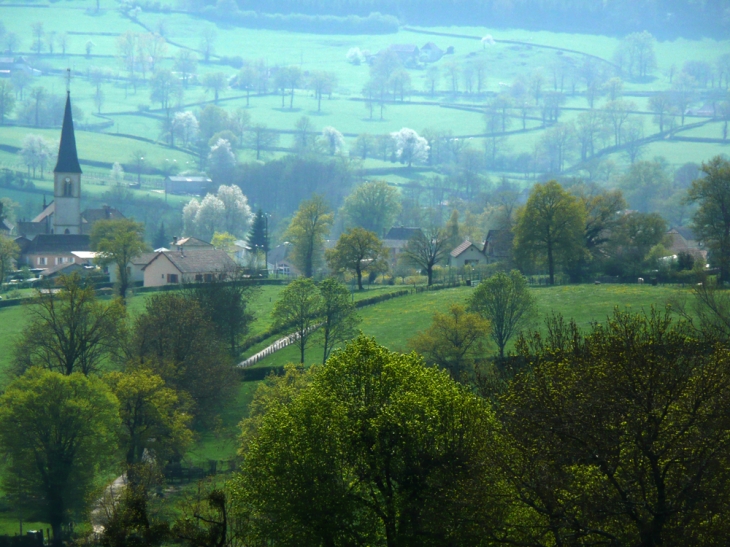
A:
[182,198,200,235]
[195,193,225,241]
[320,126,347,156]
[172,111,199,146]
[390,127,429,167]
[182,184,253,241]
[19,134,55,178]
[111,162,125,184]
[216,184,253,237]
[208,138,236,183]
[346,47,365,65]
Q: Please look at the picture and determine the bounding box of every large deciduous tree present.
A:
[498,309,730,546]
[402,227,451,286]
[390,127,429,167]
[0,368,120,547]
[513,180,586,285]
[14,273,126,376]
[285,195,333,278]
[182,184,253,241]
[343,180,401,236]
[317,278,359,364]
[234,336,504,546]
[0,235,19,288]
[91,218,147,301]
[185,269,254,355]
[605,211,668,277]
[408,303,490,380]
[271,277,322,364]
[468,270,536,359]
[105,369,192,468]
[132,293,234,423]
[687,156,730,284]
[326,227,387,290]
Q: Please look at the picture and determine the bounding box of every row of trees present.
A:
[267,157,726,290]
[510,157,730,284]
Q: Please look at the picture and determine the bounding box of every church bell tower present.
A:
[53,90,82,235]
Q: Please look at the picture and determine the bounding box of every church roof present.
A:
[54,93,82,174]
[25,234,90,254]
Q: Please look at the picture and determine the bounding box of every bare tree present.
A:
[403,227,451,286]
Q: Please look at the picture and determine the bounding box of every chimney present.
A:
[173,236,178,245]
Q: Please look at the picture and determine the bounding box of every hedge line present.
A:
[202,8,399,34]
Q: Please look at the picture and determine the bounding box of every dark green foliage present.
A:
[100,476,170,547]
[235,155,354,218]
[498,309,730,546]
[676,250,695,270]
[248,209,268,255]
[185,273,255,355]
[132,293,236,424]
[153,222,167,250]
[172,485,232,547]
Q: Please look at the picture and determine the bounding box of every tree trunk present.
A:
[427,266,433,286]
[356,266,363,290]
[547,238,555,285]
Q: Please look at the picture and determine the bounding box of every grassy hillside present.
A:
[248,283,687,368]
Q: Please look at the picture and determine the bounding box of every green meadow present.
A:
[0,0,727,195]
[247,283,687,368]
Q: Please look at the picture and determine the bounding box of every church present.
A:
[15,92,124,269]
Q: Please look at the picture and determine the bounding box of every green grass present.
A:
[0,305,28,383]
[250,283,688,367]
[0,125,195,170]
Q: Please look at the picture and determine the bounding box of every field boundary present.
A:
[401,27,620,69]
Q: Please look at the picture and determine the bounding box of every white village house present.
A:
[142,249,237,287]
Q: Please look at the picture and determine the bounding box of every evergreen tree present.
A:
[248,209,269,254]
[153,221,167,249]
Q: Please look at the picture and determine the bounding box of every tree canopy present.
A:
[285,194,333,277]
[91,218,147,301]
[326,227,387,290]
[234,336,504,547]
[0,368,120,546]
[14,273,126,376]
[514,180,586,284]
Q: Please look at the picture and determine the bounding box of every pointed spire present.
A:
[54,92,82,174]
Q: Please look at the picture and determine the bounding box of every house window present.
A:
[63,178,73,197]
[195,274,203,282]
[167,273,179,284]
[38,257,47,266]
[56,257,61,265]
[204,274,213,282]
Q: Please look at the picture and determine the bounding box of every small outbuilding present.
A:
[449,240,487,268]
[164,176,213,196]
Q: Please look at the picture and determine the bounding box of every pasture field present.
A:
[0,0,727,201]
[248,282,688,368]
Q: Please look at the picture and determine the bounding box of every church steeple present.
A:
[54,92,82,174]
[53,89,83,235]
